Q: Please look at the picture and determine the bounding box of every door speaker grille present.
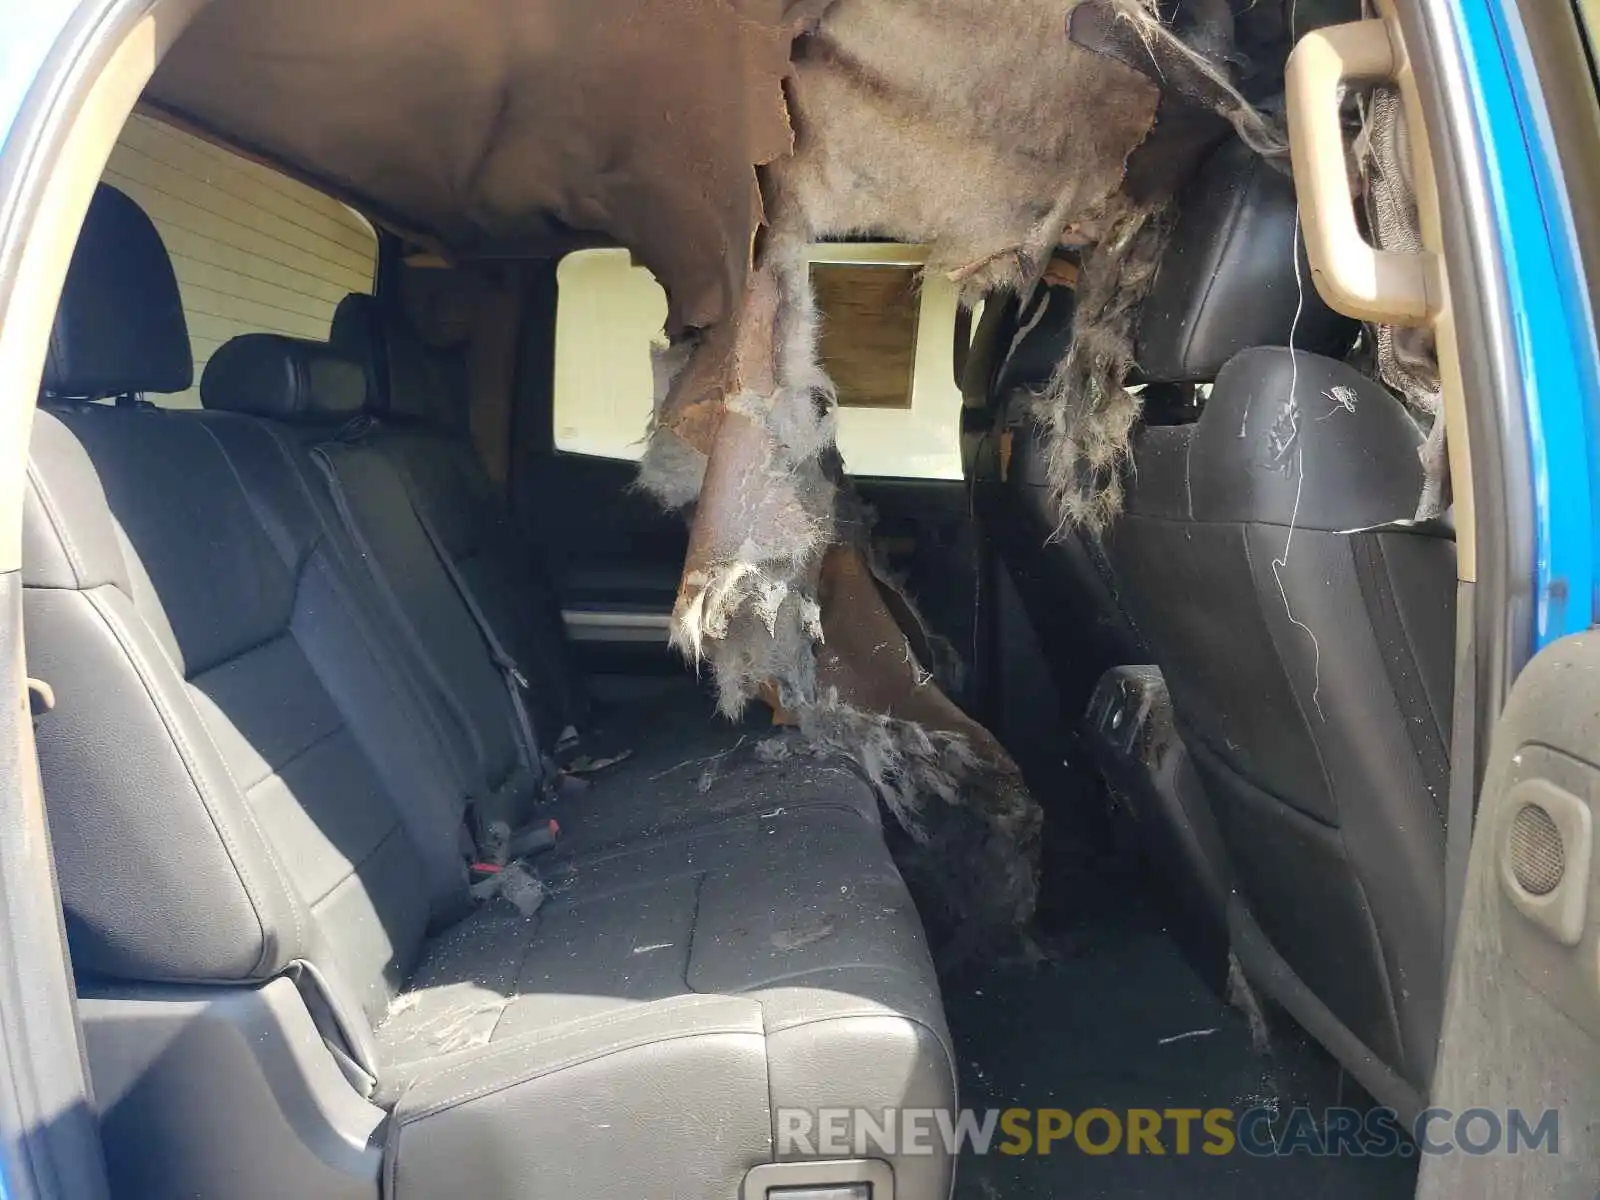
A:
[1510,803,1566,897]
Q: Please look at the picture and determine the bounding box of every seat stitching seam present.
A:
[1325,838,1410,1065]
[1183,428,1195,521]
[762,1010,957,1064]
[1192,737,1412,1064]
[193,417,305,574]
[191,689,309,968]
[1351,536,1447,823]
[304,821,408,910]
[684,871,706,995]
[550,800,871,870]
[386,449,535,784]
[267,418,483,807]
[301,550,473,814]
[755,961,778,1162]
[480,913,545,1047]
[738,959,937,993]
[310,442,496,787]
[238,719,345,796]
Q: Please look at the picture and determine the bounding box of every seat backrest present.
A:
[987,139,1359,702]
[1110,138,1451,1101]
[201,331,542,835]
[1113,346,1455,1097]
[330,293,584,742]
[26,187,466,1062]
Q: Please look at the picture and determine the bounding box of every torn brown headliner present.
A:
[150,0,807,333]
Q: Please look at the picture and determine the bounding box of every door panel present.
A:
[516,450,687,672]
[1421,630,1600,1198]
[519,441,980,688]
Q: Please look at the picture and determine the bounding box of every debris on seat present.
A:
[1358,86,1450,520]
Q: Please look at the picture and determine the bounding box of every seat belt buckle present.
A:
[507,818,560,859]
[507,663,529,690]
[468,860,547,916]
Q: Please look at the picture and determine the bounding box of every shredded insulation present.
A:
[147,0,1405,952]
[632,0,1291,949]
[1358,85,1450,520]
[1030,198,1173,537]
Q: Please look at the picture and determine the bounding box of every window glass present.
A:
[553,243,965,479]
[553,249,668,458]
[100,114,378,407]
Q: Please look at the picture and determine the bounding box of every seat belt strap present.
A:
[309,445,496,787]
[399,476,552,793]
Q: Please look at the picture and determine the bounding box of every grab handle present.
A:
[1286,19,1438,324]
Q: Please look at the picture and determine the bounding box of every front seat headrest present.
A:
[43,184,192,399]
[1137,140,1357,384]
[200,333,367,423]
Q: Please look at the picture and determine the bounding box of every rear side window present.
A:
[553,244,965,479]
[101,114,378,407]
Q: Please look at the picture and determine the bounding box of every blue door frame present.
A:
[1455,0,1600,646]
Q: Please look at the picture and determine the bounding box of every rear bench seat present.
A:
[193,331,883,859]
[25,184,955,1200]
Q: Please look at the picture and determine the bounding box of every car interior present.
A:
[7,0,1472,1198]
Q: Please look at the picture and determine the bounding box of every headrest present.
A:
[330,293,388,409]
[994,286,1078,397]
[43,185,192,399]
[329,291,467,432]
[200,334,366,423]
[1137,141,1356,384]
[389,338,470,432]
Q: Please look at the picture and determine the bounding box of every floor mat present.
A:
[943,899,1421,1199]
